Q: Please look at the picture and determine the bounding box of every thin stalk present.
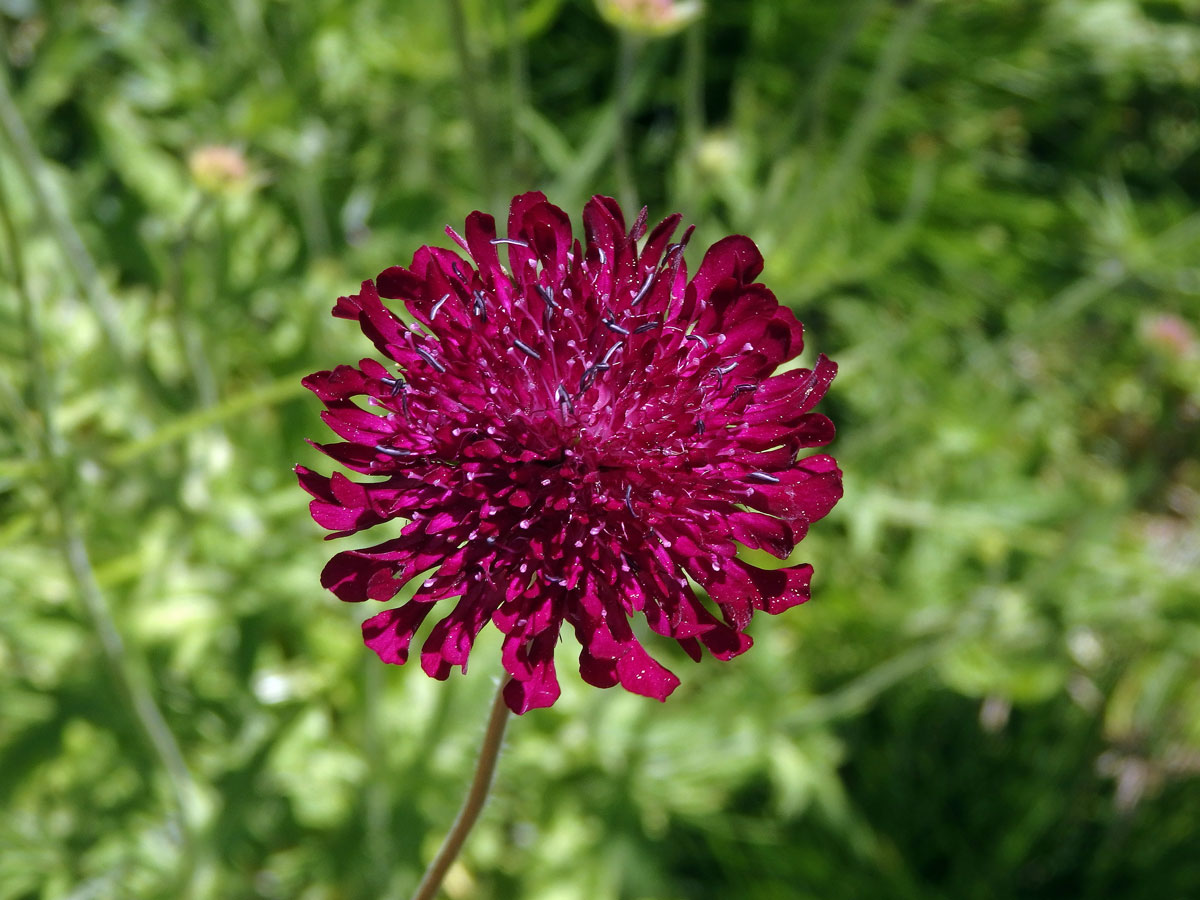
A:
[0,163,197,883]
[551,42,658,206]
[0,64,130,362]
[797,0,884,156]
[409,679,512,900]
[106,368,309,466]
[363,655,390,894]
[681,16,705,153]
[767,0,929,250]
[169,197,220,410]
[447,0,500,210]
[809,0,932,220]
[503,0,531,176]
[613,31,640,211]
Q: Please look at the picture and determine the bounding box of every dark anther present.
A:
[430,293,449,319]
[514,339,541,360]
[415,347,446,373]
[601,342,624,365]
[375,445,412,458]
[695,421,706,435]
[713,361,738,392]
[556,384,573,415]
[579,359,612,393]
[535,284,557,308]
[634,321,661,334]
[472,290,487,322]
[685,333,710,351]
[631,272,654,306]
[490,238,529,248]
[731,383,756,399]
[624,484,637,517]
[381,375,405,397]
[603,318,630,336]
[746,471,781,484]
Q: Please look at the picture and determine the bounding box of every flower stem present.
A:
[0,152,197,886]
[0,65,130,363]
[681,16,705,153]
[613,30,640,211]
[502,0,532,177]
[409,678,512,900]
[447,0,499,212]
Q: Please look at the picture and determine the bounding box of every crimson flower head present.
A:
[297,193,842,714]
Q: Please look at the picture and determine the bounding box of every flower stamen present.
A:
[415,347,446,373]
[745,471,781,484]
[513,339,541,360]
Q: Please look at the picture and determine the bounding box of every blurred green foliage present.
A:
[2,0,1199,897]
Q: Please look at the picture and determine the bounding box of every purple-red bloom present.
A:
[297,193,842,714]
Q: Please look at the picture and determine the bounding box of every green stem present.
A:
[681,16,705,153]
[784,0,931,246]
[0,64,130,362]
[409,679,512,900]
[363,655,390,894]
[503,0,531,176]
[0,157,197,885]
[824,0,931,195]
[613,31,640,211]
[169,197,220,410]
[448,0,499,210]
[797,0,884,156]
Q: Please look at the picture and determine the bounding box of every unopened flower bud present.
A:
[596,0,702,38]
[188,144,251,194]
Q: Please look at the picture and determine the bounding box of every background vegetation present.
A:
[2,0,1199,897]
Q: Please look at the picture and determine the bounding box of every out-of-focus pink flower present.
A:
[188,144,251,194]
[596,0,702,38]
[1140,312,1197,361]
[297,193,842,713]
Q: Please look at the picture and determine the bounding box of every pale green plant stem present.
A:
[363,657,390,895]
[681,17,705,152]
[448,0,500,211]
[819,0,932,202]
[107,370,309,466]
[787,604,987,730]
[0,165,197,887]
[1044,207,1200,326]
[409,679,512,900]
[613,31,641,211]
[503,0,532,175]
[543,47,657,206]
[170,197,220,411]
[797,0,885,156]
[778,0,931,243]
[0,65,130,362]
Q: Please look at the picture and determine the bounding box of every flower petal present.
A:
[362,602,435,665]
